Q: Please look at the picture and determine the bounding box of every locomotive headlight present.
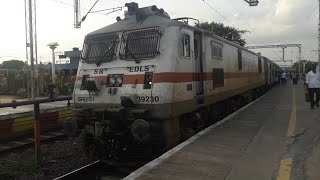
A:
[116,75,123,85]
[108,75,116,86]
[107,74,124,87]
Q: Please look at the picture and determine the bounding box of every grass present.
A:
[0,172,16,180]
[21,163,40,173]
[0,163,40,180]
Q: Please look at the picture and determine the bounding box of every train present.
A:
[70,2,282,166]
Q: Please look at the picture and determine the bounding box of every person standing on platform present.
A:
[291,71,297,85]
[281,71,286,84]
[306,65,320,109]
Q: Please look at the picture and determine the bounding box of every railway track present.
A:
[0,129,66,154]
[54,160,130,180]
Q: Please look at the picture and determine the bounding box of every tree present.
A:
[196,21,246,46]
[292,61,317,74]
[1,60,25,70]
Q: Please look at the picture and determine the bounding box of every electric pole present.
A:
[25,0,38,99]
[74,0,81,28]
[318,0,320,65]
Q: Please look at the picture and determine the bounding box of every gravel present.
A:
[0,136,95,180]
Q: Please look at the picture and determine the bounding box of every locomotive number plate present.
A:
[78,97,95,102]
[136,96,159,103]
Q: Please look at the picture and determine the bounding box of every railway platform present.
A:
[125,83,320,180]
[0,96,72,141]
[0,95,70,117]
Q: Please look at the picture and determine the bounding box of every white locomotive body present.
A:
[73,3,281,165]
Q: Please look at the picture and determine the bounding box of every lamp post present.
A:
[47,42,59,84]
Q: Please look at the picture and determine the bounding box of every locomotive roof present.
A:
[87,14,183,36]
[85,3,274,62]
[86,14,249,52]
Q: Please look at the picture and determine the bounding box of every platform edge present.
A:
[123,90,271,180]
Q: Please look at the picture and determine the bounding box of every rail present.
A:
[54,160,130,179]
[0,96,72,164]
[54,160,100,180]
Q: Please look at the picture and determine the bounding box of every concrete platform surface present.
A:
[125,84,320,180]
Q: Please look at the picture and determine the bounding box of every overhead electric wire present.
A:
[226,2,283,60]
[46,0,124,19]
[47,0,73,7]
[202,0,283,61]
[225,0,256,34]
[0,56,28,58]
[90,6,124,13]
[202,0,233,25]
[46,0,105,16]
[82,0,100,17]
[202,0,255,43]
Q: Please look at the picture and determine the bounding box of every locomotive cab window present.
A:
[81,33,119,63]
[120,27,162,60]
[211,41,223,60]
[181,34,190,57]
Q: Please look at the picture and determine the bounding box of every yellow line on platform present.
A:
[287,88,296,137]
[277,158,293,180]
[277,88,296,180]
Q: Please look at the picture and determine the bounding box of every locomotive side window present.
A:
[238,49,242,70]
[181,34,190,57]
[211,41,223,60]
[81,33,119,63]
[120,27,162,60]
[258,57,262,73]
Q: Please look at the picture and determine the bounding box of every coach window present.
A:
[181,34,190,57]
[238,49,242,70]
[258,57,262,73]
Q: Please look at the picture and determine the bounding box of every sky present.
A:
[0,0,319,66]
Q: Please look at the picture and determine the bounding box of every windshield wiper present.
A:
[125,46,140,63]
[96,41,117,65]
[103,40,117,58]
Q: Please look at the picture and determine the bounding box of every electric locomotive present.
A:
[71,2,281,165]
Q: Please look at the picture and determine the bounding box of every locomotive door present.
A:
[194,32,204,97]
[269,63,272,84]
[264,58,270,85]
